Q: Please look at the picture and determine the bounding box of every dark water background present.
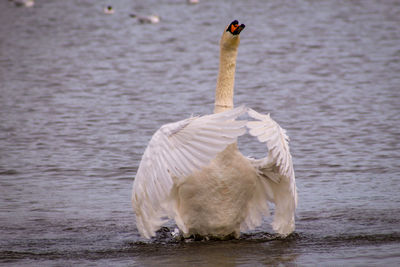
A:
[1,0,400,266]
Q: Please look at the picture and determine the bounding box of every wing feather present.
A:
[132,106,247,238]
[243,108,297,236]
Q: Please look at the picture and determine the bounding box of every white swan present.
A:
[13,0,34,7]
[187,0,199,4]
[132,20,297,239]
[130,14,160,24]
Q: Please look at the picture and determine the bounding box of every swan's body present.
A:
[130,14,160,24]
[13,0,34,7]
[172,143,258,237]
[132,20,297,239]
[187,0,199,4]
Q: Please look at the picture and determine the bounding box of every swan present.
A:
[13,0,34,7]
[130,14,160,24]
[103,6,114,15]
[132,20,297,239]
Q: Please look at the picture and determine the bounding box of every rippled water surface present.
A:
[1,0,400,266]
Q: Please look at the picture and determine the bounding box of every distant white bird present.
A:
[103,6,114,14]
[130,13,160,24]
[187,0,199,4]
[13,0,34,7]
[132,20,297,239]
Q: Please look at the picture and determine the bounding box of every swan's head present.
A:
[104,6,114,14]
[221,20,245,50]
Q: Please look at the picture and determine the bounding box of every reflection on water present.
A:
[132,236,299,266]
[1,0,400,266]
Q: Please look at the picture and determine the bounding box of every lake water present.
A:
[1,0,400,266]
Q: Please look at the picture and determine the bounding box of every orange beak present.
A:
[230,23,239,33]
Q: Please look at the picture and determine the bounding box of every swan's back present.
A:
[170,144,257,238]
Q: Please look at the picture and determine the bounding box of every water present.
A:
[1,0,399,265]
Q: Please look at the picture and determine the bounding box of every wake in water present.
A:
[144,227,299,244]
[136,226,400,248]
[2,229,399,264]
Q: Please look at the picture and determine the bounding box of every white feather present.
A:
[132,106,247,238]
[246,108,297,235]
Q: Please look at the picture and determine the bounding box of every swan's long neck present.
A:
[214,43,239,113]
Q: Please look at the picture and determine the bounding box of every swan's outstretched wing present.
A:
[132,106,247,238]
[242,108,297,236]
